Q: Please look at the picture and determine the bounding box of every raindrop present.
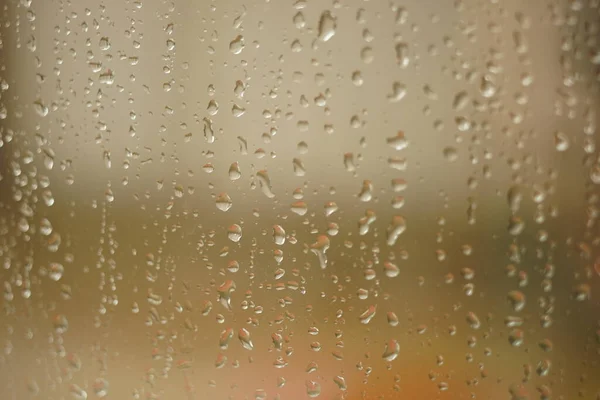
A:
[387,312,399,327]
[443,147,458,162]
[33,100,48,117]
[238,328,254,350]
[395,42,410,67]
[230,35,245,54]
[227,224,243,243]
[48,262,65,281]
[229,162,241,180]
[383,261,400,278]
[387,82,407,102]
[310,235,330,269]
[466,312,481,329]
[358,180,373,202]
[218,280,236,310]
[273,225,286,245]
[554,131,570,151]
[387,131,409,150]
[382,339,400,361]
[216,193,233,212]
[386,216,406,246]
[507,290,526,312]
[257,170,275,198]
[306,380,321,398]
[317,11,336,42]
[93,378,109,398]
[358,305,377,324]
[452,91,470,111]
[333,376,347,391]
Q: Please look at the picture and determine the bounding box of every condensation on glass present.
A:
[0,0,599,399]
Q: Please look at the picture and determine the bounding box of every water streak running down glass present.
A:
[0,0,599,399]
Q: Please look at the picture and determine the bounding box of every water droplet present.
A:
[383,261,400,278]
[291,201,308,216]
[538,339,553,352]
[293,158,306,176]
[509,329,524,346]
[452,91,469,111]
[257,170,275,198]
[227,224,242,243]
[324,202,338,217]
[273,225,286,245]
[443,147,458,162]
[53,314,69,333]
[317,11,336,42]
[386,216,406,246]
[310,235,330,269]
[306,361,318,373]
[572,283,590,301]
[238,328,254,350]
[48,262,64,281]
[232,104,246,117]
[207,99,219,115]
[507,185,523,212]
[466,312,481,329]
[215,353,227,368]
[216,193,233,212]
[480,77,497,97]
[204,118,215,143]
[536,360,551,377]
[93,378,109,398]
[387,131,409,150]
[382,339,400,361]
[387,311,399,327]
[99,36,111,50]
[306,380,322,398]
[69,384,87,399]
[590,164,600,184]
[507,290,526,312]
[395,42,410,67]
[358,305,377,324]
[358,180,373,202]
[229,35,245,54]
[388,82,407,102]
[508,216,525,235]
[344,153,356,172]
[360,46,374,63]
[554,131,570,151]
[219,328,234,349]
[218,280,236,310]
[352,71,363,86]
[33,100,48,117]
[228,162,241,180]
[293,11,306,29]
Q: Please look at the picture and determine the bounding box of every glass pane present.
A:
[0,0,599,399]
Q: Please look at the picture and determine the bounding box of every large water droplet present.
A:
[317,11,336,42]
[229,35,245,54]
[382,339,400,361]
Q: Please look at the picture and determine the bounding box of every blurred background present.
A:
[0,0,599,399]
